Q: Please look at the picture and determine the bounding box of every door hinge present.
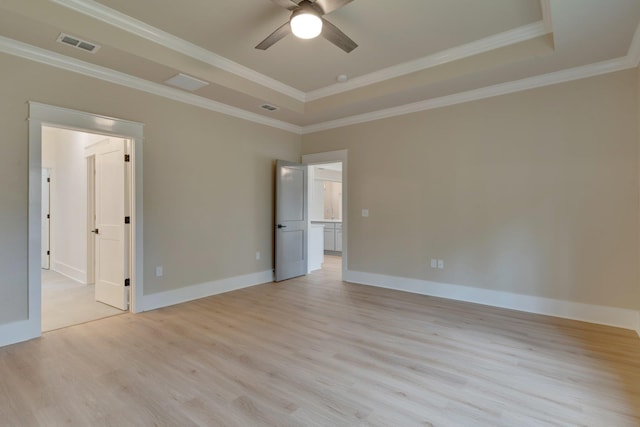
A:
[47,250,50,255]
[125,278,130,287]
[47,177,50,183]
[47,214,50,219]
[124,154,130,162]
[124,216,130,224]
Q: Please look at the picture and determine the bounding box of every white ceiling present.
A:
[1,0,639,133]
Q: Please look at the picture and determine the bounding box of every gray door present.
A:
[275,160,308,281]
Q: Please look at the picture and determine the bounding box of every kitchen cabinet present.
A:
[313,221,342,253]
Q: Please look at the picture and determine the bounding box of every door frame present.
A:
[301,150,348,280]
[41,168,51,270]
[27,102,144,340]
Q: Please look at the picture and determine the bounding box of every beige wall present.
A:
[303,70,640,310]
[0,53,301,325]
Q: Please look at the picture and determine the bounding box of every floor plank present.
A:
[1,256,639,426]
[41,269,124,332]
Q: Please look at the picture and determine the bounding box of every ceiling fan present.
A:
[256,0,358,53]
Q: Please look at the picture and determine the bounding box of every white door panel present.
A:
[94,140,128,310]
[275,160,308,281]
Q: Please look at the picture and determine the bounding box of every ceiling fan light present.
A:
[290,12,322,39]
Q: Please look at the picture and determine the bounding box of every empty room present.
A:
[1,0,639,425]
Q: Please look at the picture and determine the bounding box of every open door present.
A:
[275,160,308,281]
[93,139,129,310]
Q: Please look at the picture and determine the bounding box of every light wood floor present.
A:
[2,256,639,426]
[42,269,124,332]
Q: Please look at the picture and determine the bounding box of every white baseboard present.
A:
[52,261,87,284]
[0,318,40,348]
[345,270,640,333]
[143,270,274,312]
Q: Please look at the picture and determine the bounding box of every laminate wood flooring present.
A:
[41,269,124,332]
[2,257,639,426]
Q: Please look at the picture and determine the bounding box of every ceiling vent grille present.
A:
[164,73,209,92]
[56,33,100,54]
[260,104,279,112]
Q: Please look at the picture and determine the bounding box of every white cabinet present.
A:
[324,227,335,251]
[308,224,324,272]
[313,221,342,253]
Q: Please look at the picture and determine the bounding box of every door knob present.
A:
[91,228,99,234]
[276,224,287,229]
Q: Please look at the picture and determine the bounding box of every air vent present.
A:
[164,73,209,92]
[260,104,279,112]
[56,33,100,54]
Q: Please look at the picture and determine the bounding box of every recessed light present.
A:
[164,73,209,92]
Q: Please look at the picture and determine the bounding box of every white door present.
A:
[41,169,50,269]
[94,140,128,310]
[275,160,308,281]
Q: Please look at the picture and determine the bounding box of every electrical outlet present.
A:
[430,259,437,268]
[155,265,163,277]
[362,209,369,217]
[256,251,261,260]
[437,259,444,269]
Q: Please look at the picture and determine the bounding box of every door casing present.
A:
[25,102,144,343]
[301,150,348,280]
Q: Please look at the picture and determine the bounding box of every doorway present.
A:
[41,127,130,331]
[302,150,348,281]
[22,102,144,343]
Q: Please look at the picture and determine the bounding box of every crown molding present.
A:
[50,0,307,102]
[301,57,632,134]
[627,19,640,67]
[305,20,549,102]
[0,36,303,134]
[51,0,554,104]
[540,0,553,34]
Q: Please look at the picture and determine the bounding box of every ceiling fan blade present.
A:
[269,0,299,10]
[256,21,291,50]
[321,18,357,53]
[314,0,353,15]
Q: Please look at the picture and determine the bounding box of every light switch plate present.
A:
[437,259,444,269]
[430,259,437,268]
[362,209,369,217]
[155,265,163,277]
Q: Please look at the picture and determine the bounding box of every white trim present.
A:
[302,150,348,281]
[345,270,640,332]
[143,270,274,312]
[302,57,632,134]
[540,0,553,34]
[0,320,40,348]
[626,19,640,67]
[0,37,302,135]
[636,312,640,338]
[14,102,146,348]
[1,19,639,137]
[49,0,554,104]
[51,261,86,284]
[305,21,549,101]
[50,0,306,102]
